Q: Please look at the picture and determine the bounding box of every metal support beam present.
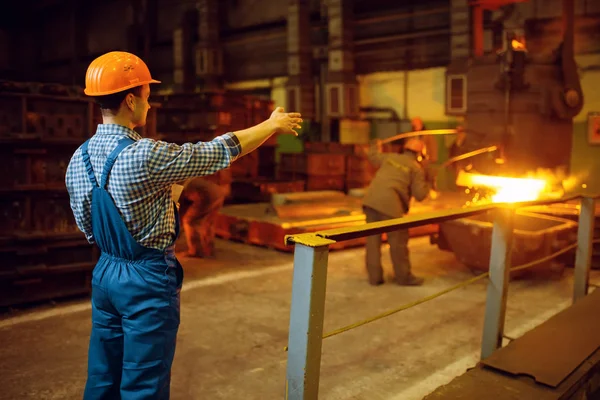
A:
[481,207,514,360]
[573,197,596,303]
[286,236,335,400]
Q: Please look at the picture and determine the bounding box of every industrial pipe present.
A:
[354,28,449,47]
[355,6,449,26]
[559,0,584,118]
[380,129,458,144]
[440,145,499,169]
[224,8,451,46]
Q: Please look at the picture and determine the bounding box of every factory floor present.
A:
[1,237,597,400]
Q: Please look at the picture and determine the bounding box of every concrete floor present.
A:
[0,237,598,400]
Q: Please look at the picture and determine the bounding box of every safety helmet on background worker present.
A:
[84,51,160,96]
[403,138,426,156]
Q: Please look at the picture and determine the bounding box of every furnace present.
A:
[433,0,599,273]
[458,0,582,179]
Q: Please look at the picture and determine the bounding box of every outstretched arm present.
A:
[145,107,302,186]
[233,107,302,157]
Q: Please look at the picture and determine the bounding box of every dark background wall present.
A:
[2,0,600,191]
[0,0,451,87]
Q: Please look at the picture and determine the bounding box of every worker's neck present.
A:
[102,113,136,130]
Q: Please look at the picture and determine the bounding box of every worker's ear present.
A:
[125,93,136,112]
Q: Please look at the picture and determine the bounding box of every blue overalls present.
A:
[80,137,184,399]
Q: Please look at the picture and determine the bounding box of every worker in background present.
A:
[362,138,434,286]
[65,51,302,399]
[449,125,467,172]
[411,116,438,163]
[179,177,226,258]
[448,125,469,190]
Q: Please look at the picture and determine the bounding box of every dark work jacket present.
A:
[362,149,430,218]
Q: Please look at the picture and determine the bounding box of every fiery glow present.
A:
[454,170,568,204]
[458,172,546,202]
[562,171,589,193]
[511,39,526,50]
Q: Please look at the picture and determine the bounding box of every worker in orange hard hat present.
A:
[362,137,434,286]
[403,137,425,155]
[65,51,302,399]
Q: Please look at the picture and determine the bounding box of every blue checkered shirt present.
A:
[65,124,241,250]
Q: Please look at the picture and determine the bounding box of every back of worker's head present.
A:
[84,51,161,127]
[403,138,426,158]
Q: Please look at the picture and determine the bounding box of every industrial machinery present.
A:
[433,0,594,273]
[458,0,582,177]
[424,1,600,399]
[435,210,577,278]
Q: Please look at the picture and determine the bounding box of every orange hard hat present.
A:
[84,51,161,96]
[404,138,426,154]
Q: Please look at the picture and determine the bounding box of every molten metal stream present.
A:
[456,171,549,203]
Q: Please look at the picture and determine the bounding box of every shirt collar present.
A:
[95,124,143,141]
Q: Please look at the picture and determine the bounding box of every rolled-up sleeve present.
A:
[145,132,242,185]
[217,132,242,160]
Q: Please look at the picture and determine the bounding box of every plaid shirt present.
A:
[66,124,241,250]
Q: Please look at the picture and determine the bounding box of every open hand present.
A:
[269,107,303,136]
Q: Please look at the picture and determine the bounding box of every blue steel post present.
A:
[481,207,514,360]
[286,236,335,400]
[573,197,596,303]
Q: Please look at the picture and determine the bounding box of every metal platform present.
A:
[424,288,600,400]
[214,191,468,252]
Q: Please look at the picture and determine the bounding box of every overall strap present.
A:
[80,139,98,187]
[100,137,136,189]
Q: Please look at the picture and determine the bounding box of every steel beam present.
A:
[481,207,515,360]
[286,235,335,400]
[573,197,596,303]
